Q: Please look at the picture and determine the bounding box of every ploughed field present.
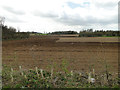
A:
[2,36,118,73]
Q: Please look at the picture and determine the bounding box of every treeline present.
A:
[79,29,120,37]
[50,31,78,35]
[2,25,30,40]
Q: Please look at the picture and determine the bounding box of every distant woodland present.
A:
[2,25,30,40]
[2,25,120,40]
[50,31,78,34]
[79,29,120,37]
[50,29,119,37]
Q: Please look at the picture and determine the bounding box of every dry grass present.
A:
[56,37,119,43]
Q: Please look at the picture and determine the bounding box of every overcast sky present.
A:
[0,0,119,33]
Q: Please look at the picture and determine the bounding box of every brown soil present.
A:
[2,36,118,73]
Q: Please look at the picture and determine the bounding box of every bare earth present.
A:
[2,36,119,73]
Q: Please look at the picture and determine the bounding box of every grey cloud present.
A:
[33,11,58,18]
[7,18,24,23]
[6,16,25,23]
[54,12,117,26]
[95,2,118,9]
[32,10,117,27]
[3,6,25,15]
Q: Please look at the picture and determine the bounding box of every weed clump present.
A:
[2,65,119,88]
